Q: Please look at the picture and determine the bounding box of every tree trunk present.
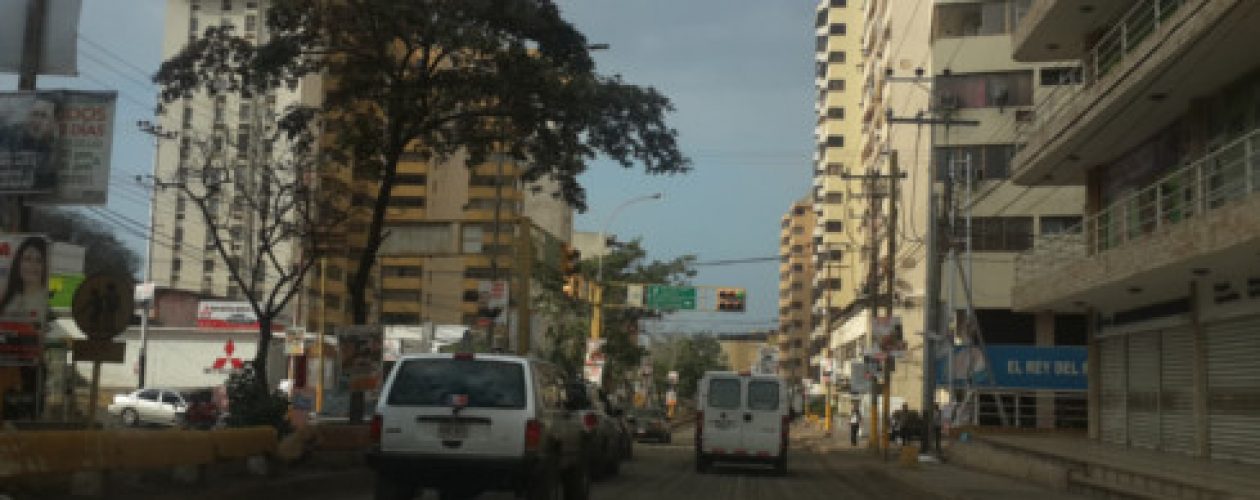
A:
[253,316,272,392]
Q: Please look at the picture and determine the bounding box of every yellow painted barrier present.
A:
[210,427,278,460]
[0,426,277,479]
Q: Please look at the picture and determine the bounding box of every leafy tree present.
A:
[652,334,727,400]
[147,118,347,390]
[154,0,689,327]
[224,364,292,434]
[29,208,139,278]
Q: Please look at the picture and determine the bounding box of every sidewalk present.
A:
[794,424,1078,500]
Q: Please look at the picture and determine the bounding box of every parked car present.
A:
[695,371,790,475]
[181,388,223,430]
[566,382,627,479]
[631,407,672,443]
[366,353,590,500]
[107,388,189,427]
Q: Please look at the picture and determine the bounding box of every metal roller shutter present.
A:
[1206,315,1260,464]
[1127,332,1160,449]
[1159,327,1195,455]
[1100,336,1127,446]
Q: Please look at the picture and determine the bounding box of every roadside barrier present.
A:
[0,426,278,495]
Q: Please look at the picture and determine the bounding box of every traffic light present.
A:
[559,243,583,299]
[717,287,746,312]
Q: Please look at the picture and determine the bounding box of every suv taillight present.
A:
[583,412,598,431]
[370,414,383,444]
[525,419,543,452]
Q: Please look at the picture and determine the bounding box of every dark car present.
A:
[181,388,222,430]
[630,407,672,443]
[567,382,626,479]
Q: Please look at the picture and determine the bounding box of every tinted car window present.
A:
[161,392,182,405]
[138,389,160,401]
[388,359,526,408]
[748,381,779,411]
[707,378,741,409]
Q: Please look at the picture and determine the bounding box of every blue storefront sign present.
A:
[936,345,1087,391]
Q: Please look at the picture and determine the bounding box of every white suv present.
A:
[695,371,790,474]
[367,353,590,500]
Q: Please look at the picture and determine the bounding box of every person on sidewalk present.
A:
[932,403,943,452]
[849,409,861,446]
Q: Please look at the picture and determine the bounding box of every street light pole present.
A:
[590,193,662,342]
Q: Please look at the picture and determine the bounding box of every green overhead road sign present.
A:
[645,285,697,310]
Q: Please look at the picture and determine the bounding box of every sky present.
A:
[4,0,819,336]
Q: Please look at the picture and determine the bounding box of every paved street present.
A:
[293,427,931,500]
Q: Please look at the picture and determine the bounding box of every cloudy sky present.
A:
[4,0,819,335]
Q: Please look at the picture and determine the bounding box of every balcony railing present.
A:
[1016,126,1260,284]
[1014,0,1186,144]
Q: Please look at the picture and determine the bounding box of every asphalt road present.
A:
[302,427,933,500]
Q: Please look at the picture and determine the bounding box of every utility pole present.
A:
[886,110,978,455]
[842,162,903,453]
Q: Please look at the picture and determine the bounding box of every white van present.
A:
[695,371,790,474]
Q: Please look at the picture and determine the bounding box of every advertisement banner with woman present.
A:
[0,235,49,366]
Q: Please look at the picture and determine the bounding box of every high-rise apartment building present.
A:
[810,0,867,387]
[777,198,815,382]
[151,0,308,300]
[1011,0,1260,463]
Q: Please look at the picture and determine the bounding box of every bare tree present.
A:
[151,112,346,388]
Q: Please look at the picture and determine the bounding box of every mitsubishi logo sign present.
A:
[206,338,245,373]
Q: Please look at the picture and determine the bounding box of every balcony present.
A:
[1014,128,1260,310]
[1011,0,1145,62]
[1012,0,1258,186]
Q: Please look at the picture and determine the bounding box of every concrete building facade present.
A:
[777,198,816,382]
[1010,0,1260,463]
[929,0,1087,428]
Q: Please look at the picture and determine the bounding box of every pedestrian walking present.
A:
[932,403,943,453]
[849,409,861,446]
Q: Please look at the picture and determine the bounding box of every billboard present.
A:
[936,345,1087,391]
[0,90,116,204]
[0,235,49,366]
[0,0,81,76]
[336,325,383,392]
[196,301,282,330]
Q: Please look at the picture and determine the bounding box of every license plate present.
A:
[438,421,469,440]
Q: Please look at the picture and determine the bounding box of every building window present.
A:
[244,14,257,32]
[203,259,215,272]
[825,135,844,148]
[791,245,803,254]
[382,290,421,302]
[826,107,844,120]
[964,217,1034,252]
[827,51,846,64]
[394,173,427,186]
[815,35,827,52]
[172,259,182,272]
[827,79,845,92]
[1040,216,1083,235]
[821,278,842,290]
[936,71,1033,108]
[464,267,494,280]
[823,192,844,204]
[829,23,846,36]
[221,0,232,11]
[390,196,426,208]
[382,313,420,324]
[1040,66,1083,86]
[815,10,827,28]
[830,0,846,6]
[932,1,1018,39]
[824,221,844,232]
[934,144,1016,181]
[382,265,423,277]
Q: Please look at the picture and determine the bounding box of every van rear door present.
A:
[742,377,785,458]
[702,375,743,454]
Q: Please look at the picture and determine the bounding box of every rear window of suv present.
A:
[388,359,527,408]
